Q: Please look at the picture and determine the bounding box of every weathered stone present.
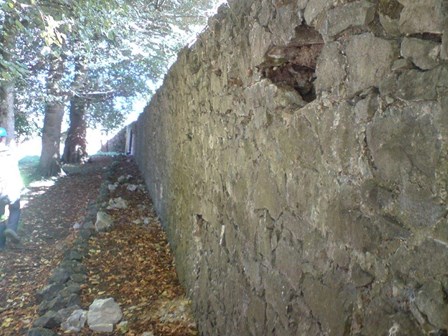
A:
[351,263,374,287]
[378,73,398,97]
[59,260,86,274]
[304,0,330,26]
[32,311,60,329]
[36,283,64,303]
[107,197,128,210]
[94,211,113,232]
[87,298,122,332]
[61,309,87,332]
[60,283,82,297]
[379,13,400,36]
[320,0,375,38]
[396,68,440,101]
[67,249,83,261]
[268,3,303,44]
[391,239,448,280]
[391,58,413,72]
[57,305,81,321]
[70,273,86,283]
[345,33,398,95]
[415,281,448,329]
[398,0,447,34]
[48,267,70,285]
[367,102,441,183]
[442,27,448,60]
[302,274,355,336]
[102,1,448,335]
[27,328,58,336]
[315,42,346,93]
[401,37,441,70]
[38,293,80,315]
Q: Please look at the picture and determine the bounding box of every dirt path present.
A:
[0,156,197,335]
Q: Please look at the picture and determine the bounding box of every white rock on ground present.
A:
[87,298,123,332]
[94,211,113,232]
[61,309,87,332]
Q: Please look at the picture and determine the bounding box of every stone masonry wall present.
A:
[132,0,448,335]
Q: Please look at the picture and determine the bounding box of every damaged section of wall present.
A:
[131,0,448,335]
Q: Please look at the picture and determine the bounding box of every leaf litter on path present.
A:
[0,156,198,335]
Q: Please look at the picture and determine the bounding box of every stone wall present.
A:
[131,0,448,335]
[101,123,136,154]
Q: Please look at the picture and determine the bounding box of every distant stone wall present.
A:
[129,0,448,335]
[101,123,136,154]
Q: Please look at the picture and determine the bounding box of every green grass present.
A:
[19,155,40,187]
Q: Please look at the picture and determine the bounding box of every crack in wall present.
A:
[257,25,324,103]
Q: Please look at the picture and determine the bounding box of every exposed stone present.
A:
[32,311,60,329]
[87,298,122,332]
[304,0,330,26]
[351,263,375,287]
[36,283,64,303]
[442,27,448,60]
[27,328,58,336]
[48,267,70,285]
[268,2,303,44]
[345,33,397,95]
[107,197,128,210]
[302,274,356,336]
[61,309,87,332]
[103,1,448,335]
[94,211,113,232]
[38,293,80,315]
[395,67,441,101]
[319,0,376,39]
[401,37,441,70]
[398,0,447,34]
[315,42,346,93]
[391,58,413,72]
[415,281,448,329]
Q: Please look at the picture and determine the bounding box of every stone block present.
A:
[398,0,447,34]
[345,33,397,96]
[268,3,303,44]
[87,298,122,332]
[302,274,355,336]
[415,280,448,330]
[252,164,283,220]
[304,0,331,26]
[396,68,440,101]
[315,42,346,93]
[246,295,266,336]
[320,0,376,39]
[366,102,440,184]
[401,37,441,70]
[442,28,448,60]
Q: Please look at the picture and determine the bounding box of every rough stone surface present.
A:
[61,309,87,332]
[319,0,375,39]
[87,297,122,332]
[94,211,113,231]
[398,0,447,34]
[27,328,57,336]
[401,37,441,70]
[104,1,448,335]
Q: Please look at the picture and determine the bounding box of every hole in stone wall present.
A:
[257,25,324,103]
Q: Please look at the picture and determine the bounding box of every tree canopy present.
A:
[0,0,221,175]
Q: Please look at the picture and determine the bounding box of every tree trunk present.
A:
[0,18,16,144]
[62,57,88,164]
[0,81,15,144]
[62,95,88,163]
[38,55,66,177]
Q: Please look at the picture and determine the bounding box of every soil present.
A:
[0,156,197,336]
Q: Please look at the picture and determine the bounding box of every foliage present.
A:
[2,0,220,139]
